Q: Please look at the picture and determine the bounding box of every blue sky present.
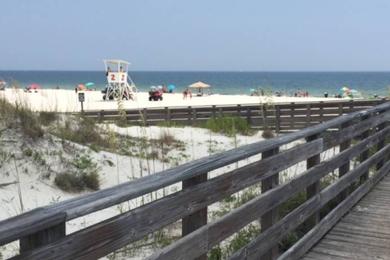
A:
[1,0,390,71]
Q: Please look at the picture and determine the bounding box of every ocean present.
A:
[0,71,389,97]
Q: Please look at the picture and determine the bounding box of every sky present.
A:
[1,0,390,71]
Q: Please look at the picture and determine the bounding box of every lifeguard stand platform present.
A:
[103,59,137,100]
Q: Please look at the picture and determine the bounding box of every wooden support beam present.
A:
[305,134,321,227]
[261,147,280,260]
[181,173,208,260]
[20,222,65,253]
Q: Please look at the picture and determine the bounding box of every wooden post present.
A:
[99,110,104,121]
[306,104,311,127]
[289,102,295,130]
[305,134,321,227]
[218,107,223,117]
[165,107,171,122]
[349,100,354,113]
[275,106,281,133]
[261,147,279,260]
[182,174,208,260]
[188,106,192,124]
[246,107,251,125]
[192,108,197,126]
[359,114,371,183]
[338,103,343,116]
[319,101,324,123]
[212,105,216,119]
[237,104,241,118]
[20,222,65,252]
[142,108,148,126]
[262,105,268,130]
[338,121,352,201]
[376,120,387,170]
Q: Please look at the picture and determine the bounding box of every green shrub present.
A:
[0,99,43,139]
[208,246,223,260]
[39,111,57,126]
[226,224,260,256]
[205,116,252,136]
[23,148,33,157]
[56,117,108,147]
[55,154,100,192]
[55,171,100,192]
[16,106,44,139]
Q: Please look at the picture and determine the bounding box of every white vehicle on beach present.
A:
[102,59,137,101]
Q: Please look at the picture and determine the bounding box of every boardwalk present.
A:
[0,101,388,260]
[303,174,390,260]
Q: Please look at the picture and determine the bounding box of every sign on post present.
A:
[78,92,85,113]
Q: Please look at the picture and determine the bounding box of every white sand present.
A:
[0,88,345,112]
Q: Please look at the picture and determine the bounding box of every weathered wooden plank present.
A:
[181,173,207,260]
[260,147,279,260]
[148,137,390,260]
[20,222,65,252]
[279,158,390,260]
[305,134,321,227]
[229,144,390,260]
[338,120,352,201]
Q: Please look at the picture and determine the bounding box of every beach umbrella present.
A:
[77,84,86,91]
[85,82,95,88]
[189,81,210,89]
[28,83,41,90]
[168,84,175,91]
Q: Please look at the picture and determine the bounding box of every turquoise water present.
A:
[0,71,389,97]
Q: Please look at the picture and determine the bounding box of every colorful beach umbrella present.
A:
[168,84,175,91]
[77,84,86,90]
[28,83,41,90]
[85,82,95,87]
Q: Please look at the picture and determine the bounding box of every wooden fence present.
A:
[83,99,387,132]
[0,102,390,260]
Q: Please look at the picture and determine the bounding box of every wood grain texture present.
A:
[148,132,390,260]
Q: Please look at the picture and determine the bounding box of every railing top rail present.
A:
[82,98,386,113]
[1,101,389,246]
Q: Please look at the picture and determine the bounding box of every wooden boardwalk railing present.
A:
[83,99,387,132]
[0,102,389,260]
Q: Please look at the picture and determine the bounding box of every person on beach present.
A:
[106,67,111,76]
[183,89,188,99]
[189,89,192,99]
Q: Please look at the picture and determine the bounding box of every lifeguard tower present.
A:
[102,59,137,101]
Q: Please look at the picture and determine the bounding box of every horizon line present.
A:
[1,69,390,73]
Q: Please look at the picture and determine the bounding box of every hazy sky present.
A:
[1,0,390,71]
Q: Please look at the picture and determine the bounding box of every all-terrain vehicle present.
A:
[148,88,163,101]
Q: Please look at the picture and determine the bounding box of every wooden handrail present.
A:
[1,101,389,260]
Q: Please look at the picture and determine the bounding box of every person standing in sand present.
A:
[183,89,188,99]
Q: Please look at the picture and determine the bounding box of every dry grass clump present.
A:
[39,111,58,126]
[157,131,176,146]
[0,99,43,139]
[55,154,100,192]
[205,116,253,136]
[56,116,109,147]
[261,128,275,139]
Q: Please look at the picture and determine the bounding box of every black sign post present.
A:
[78,92,85,114]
